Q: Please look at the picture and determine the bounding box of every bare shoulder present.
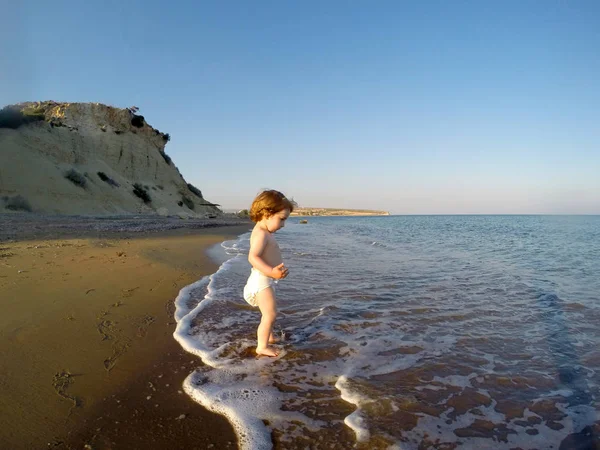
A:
[249,225,272,256]
[251,224,269,241]
[250,225,271,247]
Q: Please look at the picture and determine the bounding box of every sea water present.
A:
[173,215,600,449]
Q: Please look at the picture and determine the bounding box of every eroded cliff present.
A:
[0,101,219,217]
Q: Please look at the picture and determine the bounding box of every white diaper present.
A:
[243,268,276,307]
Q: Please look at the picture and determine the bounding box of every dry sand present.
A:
[0,221,251,449]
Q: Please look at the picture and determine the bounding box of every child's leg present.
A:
[256,287,278,357]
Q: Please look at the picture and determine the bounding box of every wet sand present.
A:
[0,222,251,449]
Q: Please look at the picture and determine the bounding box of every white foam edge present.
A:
[173,276,210,322]
[335,375,371,442]
[173,287,241,367]
[173,237,245,323]
[173,255,243,366]
[182,372,273,450]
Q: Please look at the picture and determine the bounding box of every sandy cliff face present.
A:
[0,102,219,217]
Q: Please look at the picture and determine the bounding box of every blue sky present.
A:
[1,1,599,214]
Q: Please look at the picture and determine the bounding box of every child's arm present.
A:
[248,231,288,279]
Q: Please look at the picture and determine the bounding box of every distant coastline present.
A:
[290,207,389,217]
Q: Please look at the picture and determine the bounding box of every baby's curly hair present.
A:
[249,189,296,222]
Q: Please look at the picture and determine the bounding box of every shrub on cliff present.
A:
[22,104,46,118]
[153,130,170,142]
[187,183,203,198]
[0,104,45,129]
[97,172,120,187]
[180,194,195,210]
[0,107,26,129]
[2,195,32,212]
[131,115,144,128]
[133,183,151,204]
[160,151,172,165]
[65,169,87,188]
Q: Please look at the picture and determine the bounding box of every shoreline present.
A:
[0,218,251,449]
[0,212,249,242]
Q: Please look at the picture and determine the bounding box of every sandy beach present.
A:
[0,216,250,449]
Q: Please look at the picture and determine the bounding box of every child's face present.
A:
[265,208,290,233]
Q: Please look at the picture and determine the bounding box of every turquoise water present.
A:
[174,215,600,449]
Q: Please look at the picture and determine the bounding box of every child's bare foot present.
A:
[256,346,279,357]
[268,334,280,344]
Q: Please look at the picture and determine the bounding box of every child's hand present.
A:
[271,263,289,280]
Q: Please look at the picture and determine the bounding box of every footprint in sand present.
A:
[135,314,156,337]
[52,370,81,413]
[121,286,139,298]
[97,319,116,341]
[103,340,131,372]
